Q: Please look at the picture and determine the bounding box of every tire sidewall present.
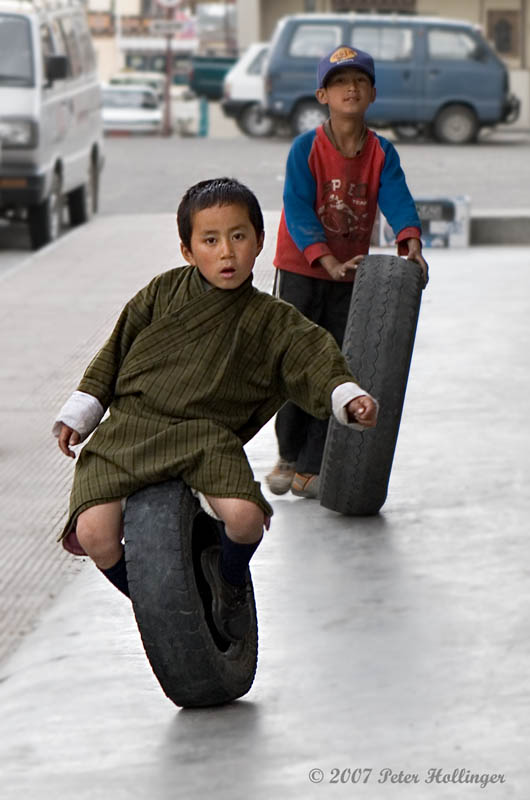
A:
[124,480,258,708]
[319,255,423,515]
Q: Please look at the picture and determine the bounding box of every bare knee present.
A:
[76,501,123,568]
[206,497,264,543]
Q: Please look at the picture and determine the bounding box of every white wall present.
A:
[94,38,125,82]
[236,0,261,50]
[510,69,530,127]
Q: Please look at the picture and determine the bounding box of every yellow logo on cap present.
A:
[330,47,358,63]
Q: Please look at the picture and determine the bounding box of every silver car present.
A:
[101,85,163,135]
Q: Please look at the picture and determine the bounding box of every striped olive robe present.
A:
[63,264,356,534]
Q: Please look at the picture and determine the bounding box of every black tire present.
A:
[433,104,478,144]
[68,157,99,226]
[123,479,258,708]
[319,255,423,516]
[28,171,62,249]
[391,124,420,142]
[291,101,328,136]
[236,103,274,137]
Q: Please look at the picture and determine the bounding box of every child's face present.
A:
[316,67,376,116]
[181,203,264,290]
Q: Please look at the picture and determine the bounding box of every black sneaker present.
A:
[201,546,252,642]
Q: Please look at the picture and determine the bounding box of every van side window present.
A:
[247,47,268,75]
[40,23,54,83]
[58,15,82,77]
[74,13,96,74]
[428,29,478,60]
[40,24,54,60]
[351,26,413,61]
[288,25,341,57]
[50,18,71,76]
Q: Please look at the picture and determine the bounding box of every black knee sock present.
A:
[100,552,130,598]
[219,526,262,587]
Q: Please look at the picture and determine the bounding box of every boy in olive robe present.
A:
[54,177,377,641]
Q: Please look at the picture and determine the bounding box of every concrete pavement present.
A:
[0,214,529,799]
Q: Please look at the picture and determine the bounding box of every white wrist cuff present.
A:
[331,382,377,430]
[52,391,105,441]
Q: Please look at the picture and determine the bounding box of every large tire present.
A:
[291,101,328,136]
[391,124,421,142]
[68,157,99,226]
[28,171,63,249]
[124,479,258,708]
[319,255,423,516]
[236,103,274,137]
[433,104,478,144]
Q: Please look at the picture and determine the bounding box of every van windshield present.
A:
[0,14,34,86]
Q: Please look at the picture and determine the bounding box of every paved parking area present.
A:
[0,216,528,799]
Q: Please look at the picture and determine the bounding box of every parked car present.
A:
[0,0,104,249]
[264,13,520,142]
[101,84,162,135]
[221,42,274,137]
[110,71,166,99]
[109,71,200,135]
[189,53,237,100]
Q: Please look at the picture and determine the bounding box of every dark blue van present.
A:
[264,14,520,142]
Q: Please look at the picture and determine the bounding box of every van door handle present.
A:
[402,69,411,79]
[428,68,440,77]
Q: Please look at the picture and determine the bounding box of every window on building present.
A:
[487,10,520,58]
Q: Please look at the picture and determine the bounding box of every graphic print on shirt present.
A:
[317,179,371,242]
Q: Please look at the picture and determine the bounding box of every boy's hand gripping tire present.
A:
[319,255,423,516]
[124,479,258,708]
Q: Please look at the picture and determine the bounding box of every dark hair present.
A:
[177,177,264,249]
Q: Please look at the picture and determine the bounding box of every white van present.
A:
[221,43,274,137]
[0,0,104,248]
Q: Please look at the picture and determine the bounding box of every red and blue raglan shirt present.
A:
[274,125,421,282]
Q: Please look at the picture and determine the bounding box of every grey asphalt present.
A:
[0,213,529,800]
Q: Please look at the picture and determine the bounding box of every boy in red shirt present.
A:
[267,45,428,499]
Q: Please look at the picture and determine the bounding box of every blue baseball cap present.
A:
[317,45,376,88]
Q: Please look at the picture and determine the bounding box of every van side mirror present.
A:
[45,55,68,83]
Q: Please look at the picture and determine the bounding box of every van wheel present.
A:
[28,172,63,250]
[433,105,478,144]
[391,124,421,142]
[319,255,423,516]
[291,102,328,136]
[124,479,258,708]
[68,159,99,226]
[236,103,274,137]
